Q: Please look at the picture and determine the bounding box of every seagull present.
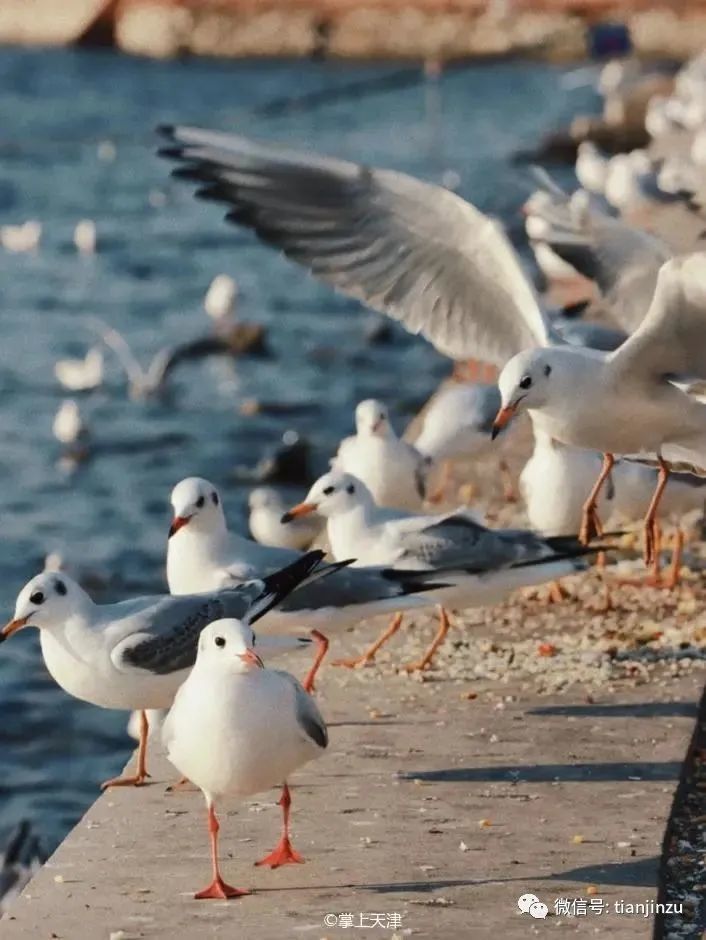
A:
[527,185,671,333]
[54,346,104,392]
[248,487,323,551]
[1,551,333,789]
[156,127,706,569]
[282,470,601,670]
[413,383,516,502]
[162,618,327,899]
[331,399,429,510]
[1,221,41,253]
[495,255,706,565]
[575,141,610,196]
[204,273,238,327]
[52,399,89,459]
[73,220,97,255]
[203,273,267,354]
[167,476,443,678]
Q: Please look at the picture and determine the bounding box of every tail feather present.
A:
[249,551,349,624]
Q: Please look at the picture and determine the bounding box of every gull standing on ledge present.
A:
[163,618,327,899]
[158,127,706,571]
[283,470,600,670]
[332,399,429,510]
[1,552,331,788]
[167,476,444,681]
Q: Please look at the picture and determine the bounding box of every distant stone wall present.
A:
[0,0,705,60]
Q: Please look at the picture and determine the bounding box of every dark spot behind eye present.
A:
[195,496,205,508]
[346,484,355,494]
[519,375,532,390]
[29,591,44,605]
[543,364,552,377]
[212,492,219,506]
[323,486,335,496]
[214,636,226,648]
[54,580,67,596]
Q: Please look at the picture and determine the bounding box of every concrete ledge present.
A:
[2,636,702,938]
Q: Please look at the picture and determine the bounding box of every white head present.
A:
[494,349,558,437]
[204,274,238,321]
[248,487,282,512]
[3,572,88,640]
[355,399,390,437]
[195,619,263,674]
[282,470,375,522]
[169,477,227,539]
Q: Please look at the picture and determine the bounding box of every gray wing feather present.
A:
[396,516,521,570]
[288,674,328,749]
[116,588,257,676]
[160,126,553,365]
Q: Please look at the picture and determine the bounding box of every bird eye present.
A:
[346,484,355,494]
[29,592,44,605]
[195,496,205,509]
[543,364,552,377]
[54,580,67,596]
[323,486,335,496]
[212,492,219,506]
[519,375,533,390]
[214,636,226,648]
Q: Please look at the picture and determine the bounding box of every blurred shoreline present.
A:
[1,0,705,61]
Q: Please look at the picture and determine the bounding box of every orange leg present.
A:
[195,803,250,900]
[426,461,451,505]
[402,606,451,673]
[579,453,614,545]
[333,612,404,669]
[643,459,670,567]
[662,527,684,591]
[544,580,569,605]
[101,710,150,789]
[301,630,329,693]
[254,783,304,868]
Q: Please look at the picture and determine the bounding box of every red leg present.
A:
[195,803,250,900]
[255,783,304,868]
[426,461,451,505]
[643,458,670,566]
[579,453,614,545]
[402,606,452,673]
[662,527,684,591]
[301,630,329,693]
[333,612,404,668]
[101,710,151,789]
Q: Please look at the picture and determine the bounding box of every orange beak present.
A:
[0,615,29,642]
[491,404,518,440]
[168,515,191,538]
[280,502,317,524]
[239,648,264,668]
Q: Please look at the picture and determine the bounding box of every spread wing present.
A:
[159,125,554,365]
[607,253,706,384]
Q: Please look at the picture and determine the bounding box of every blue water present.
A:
[0,48,599,853]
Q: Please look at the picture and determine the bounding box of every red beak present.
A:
[280,502,317,524]
[491,403,518,440]
[239,648,264,668]
[0,615,29,642]
[168,515,191,538]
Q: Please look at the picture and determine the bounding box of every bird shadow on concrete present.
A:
[527,702,697,719]
[398,762,681,783]
[544,855,659,888]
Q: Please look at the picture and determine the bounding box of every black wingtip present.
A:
[157,124,176,140]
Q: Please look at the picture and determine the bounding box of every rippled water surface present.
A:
[0,47,598,851]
